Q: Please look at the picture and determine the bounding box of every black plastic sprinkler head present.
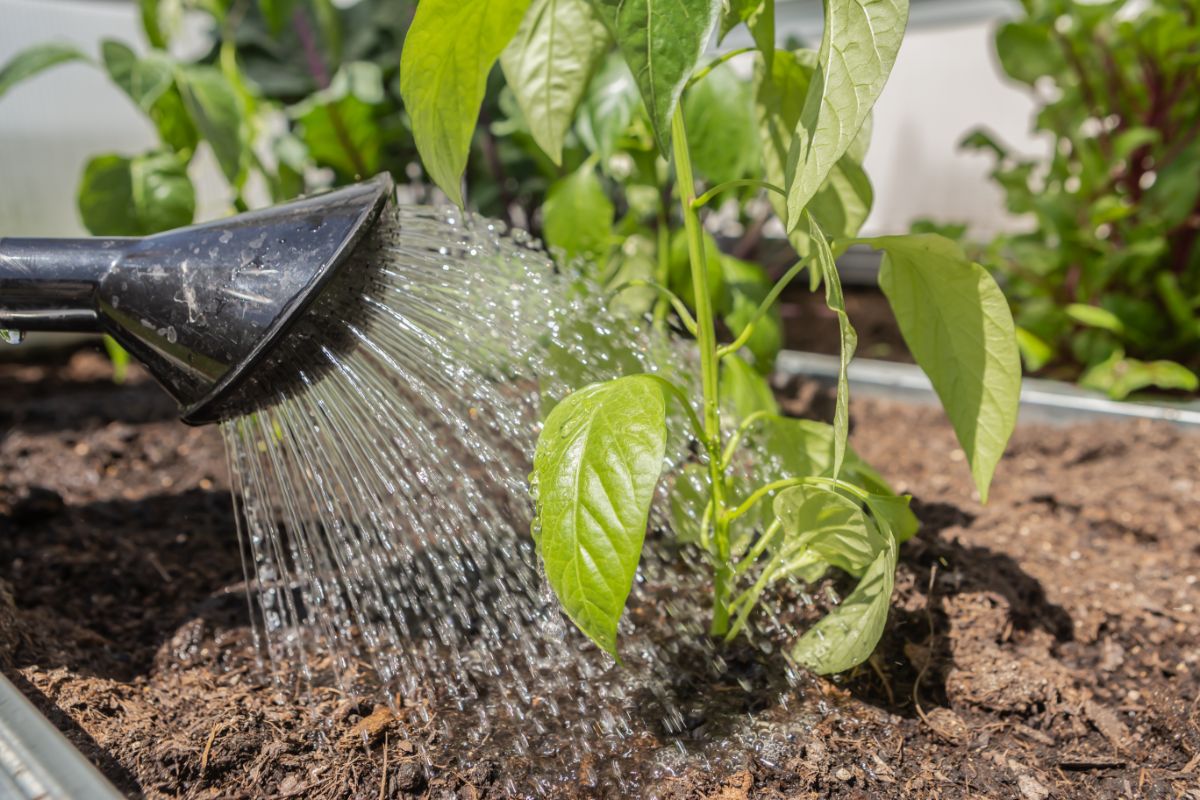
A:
[0,173,394,425]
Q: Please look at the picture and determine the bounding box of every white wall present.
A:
[0,0,1045,239]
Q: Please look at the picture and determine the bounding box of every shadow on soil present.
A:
[2,488,247,682]
[846,499,1074,718]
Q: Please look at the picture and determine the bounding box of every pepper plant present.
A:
[959,0,1200,398]
[401,0,1022,673]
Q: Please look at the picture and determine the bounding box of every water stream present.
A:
[220,204,824,795]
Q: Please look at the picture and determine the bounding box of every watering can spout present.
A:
[0,173,393,425]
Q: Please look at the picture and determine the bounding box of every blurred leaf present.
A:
[683,64,759,185]
[784,0,907,230]
[720,353,779,420]
[102,336,131,384]
[1081,351,1199,399]
[290,63,384,179]
[78,151,195,236]
[605,233,658,318]
[102,42,172,111]
[258,0,297,34]
[177,65,245,182]
[0,43,89,100]
[575,53,641,159]
[500,0,610,165]
[1065,303,1126,335]
[995,20,1065,85]
[721,256,781,371]
[543,162,615,265]
[140,0,182,49]
[1015,326,1053,372]
[400,0,531,206]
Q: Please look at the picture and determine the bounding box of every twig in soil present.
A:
[200,721,223,776]
[913,565,938,728]
[867,653,895,706]
[1057,758,1127,770]
[379,734,388,800]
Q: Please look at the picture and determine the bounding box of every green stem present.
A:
[720,409,770,469]
[717,256,811,359]
[687,47,756,88]
[671,106,731,637]
[609,280,698,335]
[692,179,787,210]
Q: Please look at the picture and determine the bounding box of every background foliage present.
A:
[947,0,1200,399]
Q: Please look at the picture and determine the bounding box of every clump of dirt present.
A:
[2,349,1198,798]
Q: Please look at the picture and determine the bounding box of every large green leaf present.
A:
[532,375,669,658]
[683,63,759,185]
[542,162,615,265]
[500,0,610,165]
[784,0,907,230]
[0,43,89,100]
[176,65,245,182]
[99,42,198,156]
[77,152,195,236]
[400,0,532,206]
[590,0,720,154]
[867,234,1021,502]
[719,0,774,71]
[721,256,781,371]
[754,49,872,254]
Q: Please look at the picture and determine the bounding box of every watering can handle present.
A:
[0,237,134,332]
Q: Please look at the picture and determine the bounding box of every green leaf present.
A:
[683,63,758,185]
[1080,351,1199,400]
[140,0,182,49]
[605,233,659,317]
[719,0,775,71]
[773,485,883,577]
[257,0,296,34]
[806,214,856,479]
[994,20,1065,86]
[720,353,779,420]
[176,65,244,183]
[868,234,1021,502]
[77,152,195,236]
[754,49,873,255]
[531,374,669,658]
[290,63,384,180]
[99,42,198,155]
[789,506,896,674]
[0,43,89,100]
[542,162,616,265]
[747,416,918,542]
[784,0,907,230]
[575,52,641,159]
[1015,326,1053,372]
[721,256,781,371]
[590,0,720,155]
[400,0,533,206]
[1065,303,1126,335]
[101,41,172,112]
[500,0,610,165]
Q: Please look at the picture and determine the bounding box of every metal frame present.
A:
[0,671,124,799]
[777,350,1200,427]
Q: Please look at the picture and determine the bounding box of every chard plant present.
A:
[955,0,1200,399]
[399,0,1022,674]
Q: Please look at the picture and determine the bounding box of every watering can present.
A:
[0,173,394,424]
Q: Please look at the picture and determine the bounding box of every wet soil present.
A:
[2,349,1198,799]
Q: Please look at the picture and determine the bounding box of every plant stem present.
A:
[671,106,731,637]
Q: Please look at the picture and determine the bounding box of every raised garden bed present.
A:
[1,348,1198,798]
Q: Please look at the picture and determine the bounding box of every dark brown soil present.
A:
[2,349,1198,799]
[779,288,911,363]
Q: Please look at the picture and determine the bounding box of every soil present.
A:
[778,288,911,363]
[2,348,1199,799]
